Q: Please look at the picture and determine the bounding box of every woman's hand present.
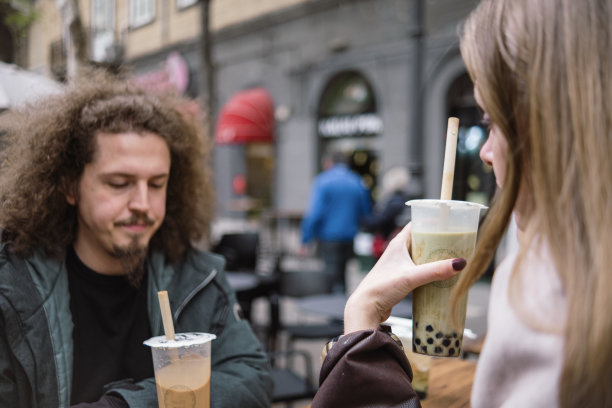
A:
[343,223,467,333]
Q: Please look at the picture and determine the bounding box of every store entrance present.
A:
[316,70,381,198]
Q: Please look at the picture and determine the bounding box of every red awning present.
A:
[215,88,275,144]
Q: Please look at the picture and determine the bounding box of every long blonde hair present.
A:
[452,0,612,406]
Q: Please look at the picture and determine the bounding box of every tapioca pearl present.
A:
[420,345,428,353]
[455,340,460,347]
[415,337,421,345]
[449,348,455,355]
[415,321,419,328]
[442,339,451,347]
[435,332,443,339]
[452,332,458,338]
[425,325,434,332]
[434,346,442,354]
[426,338,433,345]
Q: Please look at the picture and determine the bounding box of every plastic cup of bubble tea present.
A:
[407,199,486,357]
[386,317,432,399]
[144,332,216,408]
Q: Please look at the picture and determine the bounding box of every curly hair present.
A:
[0,70,214,262]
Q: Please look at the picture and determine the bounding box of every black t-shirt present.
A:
[66,246,154,404]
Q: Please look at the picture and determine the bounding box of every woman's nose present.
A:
[480,136,494,167]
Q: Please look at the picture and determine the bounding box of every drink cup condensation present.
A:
[407,199,486,357]
[144,332,216,408]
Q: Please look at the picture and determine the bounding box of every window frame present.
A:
[177,0,198,10]
[129,0,156,28]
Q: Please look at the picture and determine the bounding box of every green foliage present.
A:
[1,0,39,38]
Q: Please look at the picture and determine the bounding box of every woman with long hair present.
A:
[312,0,612,406]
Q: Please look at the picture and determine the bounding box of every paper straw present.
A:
[157,291,176,341]
[440,117,459,200]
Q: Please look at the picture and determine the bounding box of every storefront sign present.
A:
[318,113,383,138]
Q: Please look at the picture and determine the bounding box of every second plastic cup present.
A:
[407,199,485,357]
[144,332,216,408]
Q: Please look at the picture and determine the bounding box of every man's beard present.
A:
[112,236,148,287]
[112,213,156,287]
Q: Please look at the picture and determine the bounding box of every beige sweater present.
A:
[471,245,566,407]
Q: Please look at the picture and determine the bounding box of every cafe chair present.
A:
[212,232,280,349]
[269,349,317,407]
[212,231,262,318]
[277,266,344,359]
[211,231,260,271]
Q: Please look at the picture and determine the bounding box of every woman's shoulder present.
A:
[473,246,564,408]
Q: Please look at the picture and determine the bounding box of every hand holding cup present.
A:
[344,223,466,334]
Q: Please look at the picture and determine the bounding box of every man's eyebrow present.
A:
[99,172,170,179]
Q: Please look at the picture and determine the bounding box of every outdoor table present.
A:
[297,293,412,320]
[226,271,261,292]
[226,271,266,322]
[301,357,476,408]
[421,357,477,408]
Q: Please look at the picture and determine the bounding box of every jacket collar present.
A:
[145,248,224,336]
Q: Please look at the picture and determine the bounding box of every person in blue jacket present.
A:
[0,70,272,408]
[300,151,371,294]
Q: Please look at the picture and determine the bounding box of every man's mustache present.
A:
[115,214,155,227]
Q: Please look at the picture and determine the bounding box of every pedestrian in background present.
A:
[363,166,412,258]
[301,151,371,294]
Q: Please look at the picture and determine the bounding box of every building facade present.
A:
[17,0,494,222]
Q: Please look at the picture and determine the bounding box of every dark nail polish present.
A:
[451,258,467,271]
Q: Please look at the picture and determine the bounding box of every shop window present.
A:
[177,0,198,9]
[245,143,274,211]
[215,88,275,216]
[91,0,115,62]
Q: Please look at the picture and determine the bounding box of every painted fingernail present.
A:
[451,258,467,271]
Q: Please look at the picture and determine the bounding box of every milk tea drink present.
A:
[407,200,485,357]
[387,318,432,399]
[144,332,216,408]
[155,356,210,408]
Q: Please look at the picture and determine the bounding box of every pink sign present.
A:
[132,51,190,94]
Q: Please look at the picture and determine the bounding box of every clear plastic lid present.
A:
[143,332,216,348]
[405,199,487,233]
[405,199,487,211]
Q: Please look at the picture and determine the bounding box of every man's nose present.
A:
[128,182,150,211]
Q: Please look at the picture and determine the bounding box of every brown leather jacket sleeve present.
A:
[311,328,422,408]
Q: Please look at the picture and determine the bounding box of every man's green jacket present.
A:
[0,244,273,407]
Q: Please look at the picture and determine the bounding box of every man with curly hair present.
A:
[0,72,272,407]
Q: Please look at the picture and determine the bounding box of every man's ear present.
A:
[63,181,78,206]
